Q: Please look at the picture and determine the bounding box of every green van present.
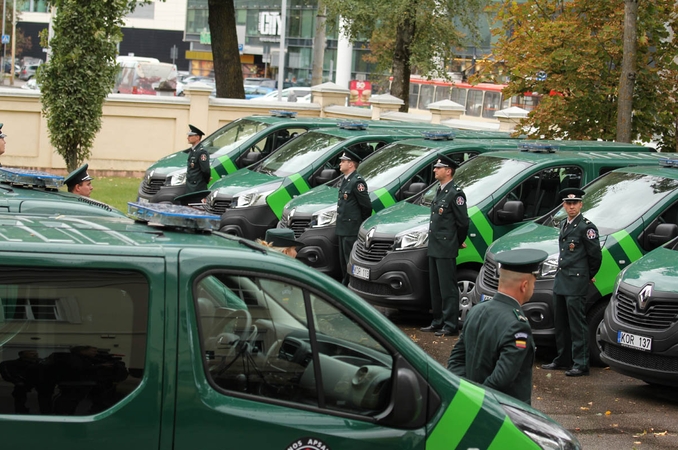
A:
[205,123,450,241]
[473,160,678,365]
[347,146,661,320]
[0,204,580,449]
[280,134,523,279]
[0,167,125,217]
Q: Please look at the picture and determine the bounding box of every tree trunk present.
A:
[311,1,326,86]
[390,5,416,113]
[208,0,244,99]
[616,0,638,143]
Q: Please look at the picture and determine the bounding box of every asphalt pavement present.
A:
[384,308,678,450]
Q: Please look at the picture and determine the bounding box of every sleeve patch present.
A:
[456,195,465,206]
[586,228,597,240]
[514,332,529,339]
[200,153,207,161]
[515,340,527,349]
[357,182,366,192]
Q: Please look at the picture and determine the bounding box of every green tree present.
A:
[38,0,146,172]
[208,0,244,99]
[492,0,678,151]
[323,0,487,112]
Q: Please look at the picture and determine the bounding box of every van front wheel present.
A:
[457,269,479,326]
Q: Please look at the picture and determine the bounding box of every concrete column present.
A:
[427,99,465,124]
[184,82,213,132]
[494,106,529,132]
[368,94,403,120]
[311,82,350,117]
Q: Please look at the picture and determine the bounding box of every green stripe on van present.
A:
[487,416,540,450]
[457,238,483,265]
[594,230,643,296]
[427,379,485,448]
[266,174,311,219]
[373,188,396,212]
[209,156,238,187]
[469,206,494,246]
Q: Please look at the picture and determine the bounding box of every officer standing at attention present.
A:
[421,153,469,336]
[64,164,94,197]
[186,124,210,194]
[336,149,372,285]
[542,188,602,377]
[0,123,6,163]
[448,249,548,405]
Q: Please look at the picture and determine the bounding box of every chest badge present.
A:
[343,193,348,200]
[438,207,444,215]
[569,242,575,252]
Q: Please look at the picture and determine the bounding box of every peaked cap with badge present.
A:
[265,228,305,249]
[65,164,93,190]
[185,124,210,194]
[447,248,546,405]
[560,187,585,202]
[432,152,460,170]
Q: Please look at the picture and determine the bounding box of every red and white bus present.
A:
[405,76,540,121]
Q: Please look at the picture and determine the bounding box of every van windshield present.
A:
[258,132,344,177]
[453,155,533,207]
[202,119,270,156]
[359,143,430,190]
[547,171,678,235]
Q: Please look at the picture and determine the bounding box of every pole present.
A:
[276,0,286,100]
[9,0,14,85]
[2,0,6,83]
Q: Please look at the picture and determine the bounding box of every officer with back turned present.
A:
[448,249,548,405]
[421,153,469,336]
[186,124,210,194]
[541,187,602,377]
[336,149,372,285]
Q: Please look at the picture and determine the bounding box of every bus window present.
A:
[451,88,467,109]
[466,90,483,117]
[409,83,420,110]
[482,91,502,118]
[419,84,435,110]
[434,86,450,103]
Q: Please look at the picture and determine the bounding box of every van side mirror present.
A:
[239,150,263,167]
[401,182,427,199]
[496,200,524,224]
[314,169,339,186]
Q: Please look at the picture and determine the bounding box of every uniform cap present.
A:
[433,153,459,169]
[495,249,549,274]
[560,187,585,202]
[188,124,205,137]
[64,164,93,189]
[0,122,5,139]
[339,149,362,163]
[265,228,305,249]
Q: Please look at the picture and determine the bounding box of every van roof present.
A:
[473,149,665,165]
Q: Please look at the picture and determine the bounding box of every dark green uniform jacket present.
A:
[447,293,535,405]
[427,181,469,259]
[553,214,602,296]
[336,171,372,237]
[186,144,210,193]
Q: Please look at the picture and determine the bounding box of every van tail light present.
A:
[132,86,138,94]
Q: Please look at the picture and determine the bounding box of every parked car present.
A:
[243,77,273,87]
[20,78,40,91]
[114,57,178,95]
[251,87,312,103]
[18,63,41,81]
[177,76,215,96]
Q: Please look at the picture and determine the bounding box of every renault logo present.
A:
[365,227,376,250]
[637,283,653,311]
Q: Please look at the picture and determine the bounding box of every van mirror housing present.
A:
[496,200,524,224]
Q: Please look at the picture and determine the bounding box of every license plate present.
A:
[480,294,493,302]
[137,197,149,204]
[351,264,370,280]
[617,330,652,352]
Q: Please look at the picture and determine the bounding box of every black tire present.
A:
[587,301,608,367]
[457,269,479,326]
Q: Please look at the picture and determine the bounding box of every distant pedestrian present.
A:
[421,153,468,337]
[0,123,7,163]
[541,188,602,377]
[185,124,210,194]
[448,249,548,405]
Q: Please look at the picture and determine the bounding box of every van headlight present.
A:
[503,405,581,450]
[539,254,559,279]
[312,205,338,227]
[234,185,278,208]
[394,224,429,250]
[167,169,187,186]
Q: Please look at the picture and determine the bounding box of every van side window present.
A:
[0,269,148,416]
[196,273,394,417]
[507,166,583,220]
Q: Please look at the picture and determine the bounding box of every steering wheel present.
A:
[213,308,255,357]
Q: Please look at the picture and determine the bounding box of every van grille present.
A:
[616,288,678,330]
[480,259,499,291]
[140,178,165,196]
[602,342,678,373]
[204,198,232,215]
[349,277,400,296]
[354,236,393,263]
[288,219,311,238]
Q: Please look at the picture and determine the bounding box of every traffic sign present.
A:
[1,35,10,45]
